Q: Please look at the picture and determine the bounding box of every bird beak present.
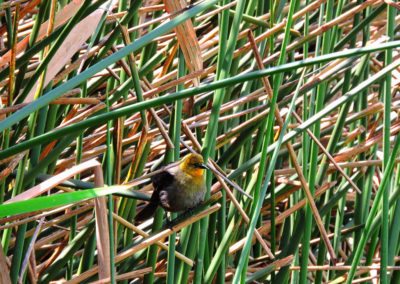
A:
[199,163,209,170]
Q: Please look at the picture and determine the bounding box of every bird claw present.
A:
[187,207,195,215]
[163,207,198,229]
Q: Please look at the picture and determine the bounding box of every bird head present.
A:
[179,153,208,178]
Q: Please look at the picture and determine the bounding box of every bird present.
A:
[135,153,208,223]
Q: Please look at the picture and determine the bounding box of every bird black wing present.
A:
[136,170,176,222]
[151,170,175,191]
[151,170,176,211]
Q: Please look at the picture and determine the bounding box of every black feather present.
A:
[151,170,175,191]
[135,201,158,223]
[135,170,175,223]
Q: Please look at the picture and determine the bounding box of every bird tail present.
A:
[135,202,158,223]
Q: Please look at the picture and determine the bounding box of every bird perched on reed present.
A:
[135,153,208,222]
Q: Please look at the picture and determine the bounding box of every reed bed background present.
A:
[1,0,400,283]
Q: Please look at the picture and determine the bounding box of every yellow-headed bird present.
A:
[135,153,208,222]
